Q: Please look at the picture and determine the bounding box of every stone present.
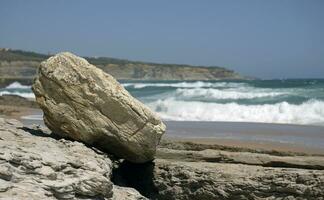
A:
[115,159,324,200]
[0,118,114,199]
[32,52,166,163]
[112,185,148,200]
[157,148,324,169]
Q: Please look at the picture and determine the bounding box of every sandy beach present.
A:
[165,121,324,155]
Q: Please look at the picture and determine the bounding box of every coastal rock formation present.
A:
[0,48,243,88]
[153,159,324,200]
[115,158,324,200]
[0,118,113,199]
[0,118,147,200]
[112,140,324,200]
[1,117,324,200]
[157,148,324,169]
[113,186,148,200]
[32,52,166,163]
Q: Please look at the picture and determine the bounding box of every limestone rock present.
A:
[112,186,148,200]
[0,118,114,199]
[115,159,324,200]
[32,52,166,163]
[157,148,324,169]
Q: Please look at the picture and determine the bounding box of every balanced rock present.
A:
[32,52,166,163]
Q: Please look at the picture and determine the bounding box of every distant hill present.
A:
[0,48,243,86]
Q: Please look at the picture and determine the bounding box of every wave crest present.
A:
[0,91,35,99]
[175,88,285,100]
[149,99,324,125]
[5,82,31,89]
[123,81,247,89]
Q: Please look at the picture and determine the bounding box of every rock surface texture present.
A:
[152,159,324,200]
[114,144,324,200]
[32,52,166,163]
[0,118,113,199]
[0,118,146,200]
[1,117,324,200]
[112,186,148,200]
[115,158,324,200]
[157,148,324,169]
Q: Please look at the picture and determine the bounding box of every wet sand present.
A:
[0,105,40,121]
[165,121,324,155]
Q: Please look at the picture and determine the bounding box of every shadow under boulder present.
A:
[112,160,159,199]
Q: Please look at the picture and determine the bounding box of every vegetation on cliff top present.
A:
[0,48,242,81]
[1,48,228,70]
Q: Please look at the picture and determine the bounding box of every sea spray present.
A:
[148,98,324,125]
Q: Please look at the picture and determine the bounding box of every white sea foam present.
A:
[2,80,324,125]
[1,82,34,98]
[21,114,43,120]
[5,82,31,89]
[0,91,35,99]
[148,99,324,125]
[175,88,285,100]
[122,81,247,89]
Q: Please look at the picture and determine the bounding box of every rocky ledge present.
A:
[1,118,324,200]
[0,118,146,200]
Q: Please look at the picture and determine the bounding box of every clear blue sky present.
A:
[0,0,323,79]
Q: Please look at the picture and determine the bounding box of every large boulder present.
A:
[32,52,165,163]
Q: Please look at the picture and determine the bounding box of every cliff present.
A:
[0,48,242,86]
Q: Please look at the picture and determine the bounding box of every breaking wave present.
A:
[2,80,324,125]
[122,81,247,89]
[148,99,324,125]
[0,91,35,99]
[5,82,31,89]
[1,82,34,98]
[175,88,286,100]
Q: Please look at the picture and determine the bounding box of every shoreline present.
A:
[163,136,324,156]
[164,120,324,154]
[1,95,324,156]
[10,107,324,156]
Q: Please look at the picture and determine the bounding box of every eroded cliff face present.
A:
[0,61,241,87]
[100,63,241,80]
[0,49,243,87]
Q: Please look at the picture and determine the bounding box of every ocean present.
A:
[1,79,324,126]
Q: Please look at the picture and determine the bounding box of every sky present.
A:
[0,0,323,79]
